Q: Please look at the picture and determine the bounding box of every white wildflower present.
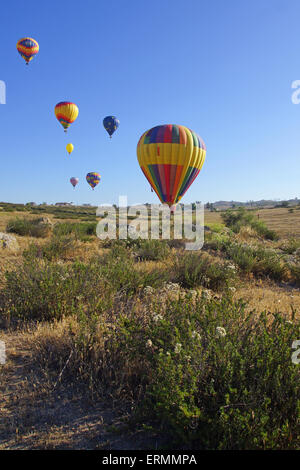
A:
[164,282,180,291]
[191,331,201,341]
[189,290,198,298]
[229,287,236,293]
[227,264,236,271]
[153,313,163,322]
[174,343,182,354]
[146,339,153,348]
[201,289,212,299]
[144,286,154,295]
[216,326,227,338]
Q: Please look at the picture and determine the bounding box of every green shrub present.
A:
[136,240,170,261]
[102,237,146,250]
[281,238,300,254]
[0,259,107,321]
[0,249,169,321]
[225,243,287,281]
[167,239,186,249]
[250,220,279,241]
[290,264,300,287]
[100,247,167,294]
[226,244,256,274]
[138,297,300,449]
[172,253,235,290]
[6,217,51,238]
[38,295,300,449]
[204,233,231,252]
[251,247,287,281]
[221,208,278,240]
[208,223,227,233]
[23,235,76,261]
[53,221,97,241]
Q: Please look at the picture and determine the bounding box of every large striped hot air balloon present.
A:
[55,102,79,133]
[86,172,101,190]
[16,37,39,65]
[137,125,206,210]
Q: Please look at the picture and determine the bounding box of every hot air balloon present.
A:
[70,177,79,188]
[137,125,206,210]
[16,37,39,65]
[66,143,74,155]
[86,172,101,190]
[55,102,79,133]
[103,116,119,138]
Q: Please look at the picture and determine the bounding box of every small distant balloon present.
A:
[86,172,101,190]
[55,102,79,133]
[70,177,79,188]
[66,143,74,155]
[103,116,119,138]
[16,37,39,65]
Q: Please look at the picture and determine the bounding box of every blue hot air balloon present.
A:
[103,116,119,138]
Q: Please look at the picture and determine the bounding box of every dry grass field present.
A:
[0,205,299,450]
[205,207,300,238]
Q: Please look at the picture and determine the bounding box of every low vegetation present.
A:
[221,207,279,240]
[0,207,299,450]
[6,217,51,238]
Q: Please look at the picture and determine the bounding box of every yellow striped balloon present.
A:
[137,124,206,208]
[55,102,79,133]
[16,37,39,65]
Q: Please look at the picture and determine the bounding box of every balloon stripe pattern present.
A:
[137,125,206,206]
[16,37,39,64]
[86,172,101,190]
[55,102,79,132]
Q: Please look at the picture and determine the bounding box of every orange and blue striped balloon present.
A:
[16,37,39,65]
[137,124,206,208]
[86,172,101,190]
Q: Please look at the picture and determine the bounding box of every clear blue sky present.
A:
[1,0,300,205]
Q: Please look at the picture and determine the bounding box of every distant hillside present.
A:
[0,198,299,212]
[207,199,300,210]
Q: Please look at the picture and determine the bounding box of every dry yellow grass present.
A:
[232,280,300,319]
[204,207,300,238]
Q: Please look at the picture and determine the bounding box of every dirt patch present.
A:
[0,331,165,450]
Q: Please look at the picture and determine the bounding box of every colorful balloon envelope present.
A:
[16,37,39,65]
[55,102,79,133]
[70,177,79,188]
[66,143,74,155]
[137,124,206,208]
[86,172,101,190]
[103,116,119,138]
